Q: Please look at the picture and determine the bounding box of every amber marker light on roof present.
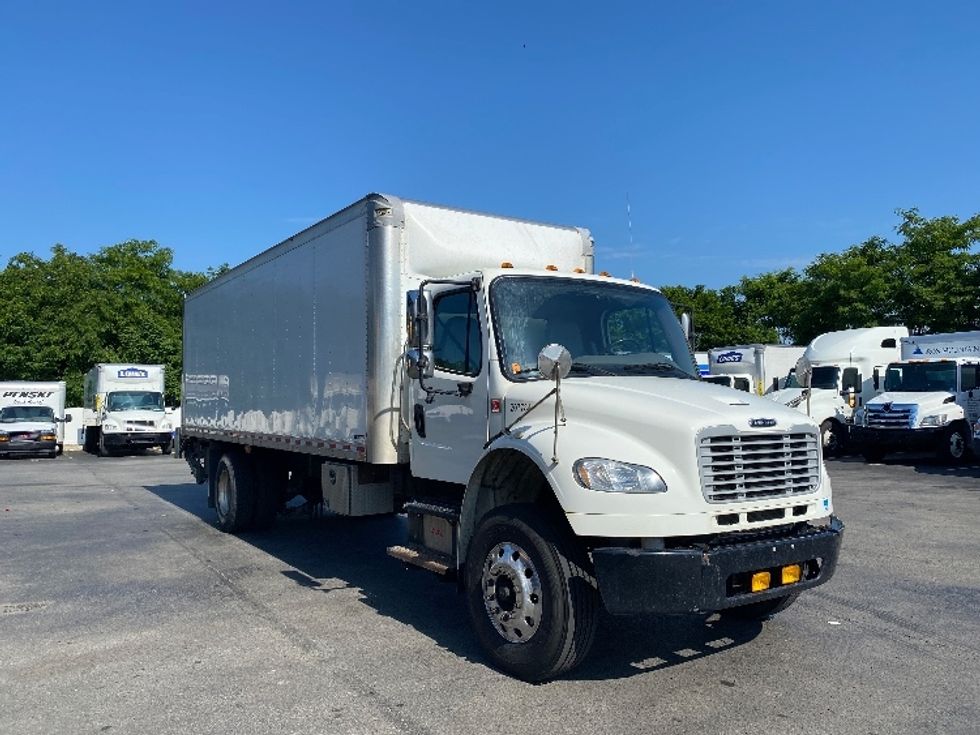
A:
[500,261,514,268]
[545,264,558,271]
[599,271,611,277]
[572,267,586,273]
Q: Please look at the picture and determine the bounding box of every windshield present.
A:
[884,362,957,393]
[489,276,697,381]
[0,406,55,422]
[810,366,840,390]
[783,371,801,389]
[107,391,164,412]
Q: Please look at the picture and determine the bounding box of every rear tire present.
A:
[720,592,799,621]
[465,504,599,682]
[214,451,257,532]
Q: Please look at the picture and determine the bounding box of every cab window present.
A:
[432,290,482,376]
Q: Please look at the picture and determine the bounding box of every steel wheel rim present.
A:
[216,467,231,517]
[950,432,965,458]
[482,541,542,644]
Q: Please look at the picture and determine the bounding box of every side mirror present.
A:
[680,313,693,344]
[538,343,572,381]
[406,290,430,347]
[405,348,433,380]
[63,413,73,422]
[873,368,880,391]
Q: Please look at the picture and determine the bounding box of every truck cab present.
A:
[0,381,69,458]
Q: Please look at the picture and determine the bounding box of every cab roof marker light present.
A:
[500,261,514,269]
[572,267,586,273]
[598,271,611,277]
[545,264,558,271]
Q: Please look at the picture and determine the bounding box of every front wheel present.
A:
[937,425,970,464]
[720,592,799,621]
[820,420,846,457]
[465,505,599,682]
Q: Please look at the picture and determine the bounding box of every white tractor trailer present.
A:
[179,194,843,681]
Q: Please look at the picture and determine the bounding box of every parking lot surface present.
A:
[1,452,978,734]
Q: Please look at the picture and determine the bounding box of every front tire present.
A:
[820,420,846,457]
[465,505,599,682]
[938,425,970,464]
[720,592,799,621]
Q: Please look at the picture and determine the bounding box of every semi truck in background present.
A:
[707,344,805,395]
[771,326,908,454]
[854,330,980,463]
[179,193,843,681]
[0,381,69,458]
[83,364,173,456]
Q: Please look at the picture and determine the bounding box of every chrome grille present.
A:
[698,431,820,503]
[126,420,156,427]
[865,405,913,429]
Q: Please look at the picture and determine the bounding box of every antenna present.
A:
[626,193,635,279]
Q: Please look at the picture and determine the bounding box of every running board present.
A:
[387,544,455,577]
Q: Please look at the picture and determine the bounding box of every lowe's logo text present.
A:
[716,351,744,364]
[117,368,149,379]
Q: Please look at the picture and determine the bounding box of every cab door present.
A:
[409,284,488,484]
[959,363,980,427]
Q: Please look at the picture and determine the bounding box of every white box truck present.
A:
[0,381,69,458]
[707,344,805,395]
[83,364,173,456]
[854,330,980,462]
[771,326,908,454]
[180,194,843,681]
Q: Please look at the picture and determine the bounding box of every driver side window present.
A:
[432,290,482,376]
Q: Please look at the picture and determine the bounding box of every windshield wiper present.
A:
[569,362,616,377]
[620,362,693,378]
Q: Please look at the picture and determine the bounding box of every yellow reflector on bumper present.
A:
[751,571,771,592]
[782,564,802,585]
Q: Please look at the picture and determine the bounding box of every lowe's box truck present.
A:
[180,194,843,681]
[0,381,69,458]
[83,364,173,456]
[854,330,980,462]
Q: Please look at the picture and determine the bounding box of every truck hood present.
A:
[554,376,814,433]
[868,391,955,410]
[0,421,56,433]
[768,387,805,406]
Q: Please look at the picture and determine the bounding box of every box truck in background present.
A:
[83,364,173,456]
[854,330,980,462]
[0,381,69,458]
[772,326,908,454]
[179,194,842,681]
[707,344,805,395]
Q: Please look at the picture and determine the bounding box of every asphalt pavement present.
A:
[1,451,978,734]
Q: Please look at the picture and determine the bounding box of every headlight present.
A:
[40,433,57,442]
[920,414,948,427]
[573,458,667,493]
[0,432,9,442]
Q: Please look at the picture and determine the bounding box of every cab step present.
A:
[387,544,455,577]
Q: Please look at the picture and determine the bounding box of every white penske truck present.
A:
[772,326,908,455]
[854,330,980,463]
[83,364,173,456]
[179,194,843,681]
[0,381,69,458]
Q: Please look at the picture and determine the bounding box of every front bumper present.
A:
[103,431,172,448]
[851,426,944,450]
[0,439,57,457]
[592,517,844,615]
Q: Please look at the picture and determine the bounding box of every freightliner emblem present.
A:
[749,418,777,428]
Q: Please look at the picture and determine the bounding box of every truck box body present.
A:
[707,344,804,395]
[181,195,593,463]
[0,381,67,457]
[901,331,980,360]
[83,364,171,454]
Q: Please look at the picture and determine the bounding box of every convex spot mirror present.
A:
[538,343,572,381]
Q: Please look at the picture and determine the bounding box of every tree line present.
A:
[662,208,980,349]
[1,209,977,405]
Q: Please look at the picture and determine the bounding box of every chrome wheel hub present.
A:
[482,541,542,644]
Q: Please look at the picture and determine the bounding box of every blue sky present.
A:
[2,2,978,288]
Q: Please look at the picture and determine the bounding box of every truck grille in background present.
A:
[697,432,820,503]
[864,405,913,429]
